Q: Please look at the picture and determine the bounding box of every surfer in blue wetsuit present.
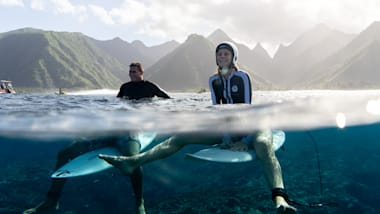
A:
[23,62,170,214]
[209,43,251,104]
[100,42,297,213]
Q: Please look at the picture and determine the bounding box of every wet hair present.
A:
[129,62,144,72]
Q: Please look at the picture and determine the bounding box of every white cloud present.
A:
[27,0,89,23]
[50,0,86,15]
[71,0,379,52]
[16,0,380,53]
[28,0,87,15]
[30,0,45,10]
[283,0,380,33]
[0,0,24,7]
[146,0,380,50]
[137,1,204,40]
[88,4,114,25]
[210,0,232,5]
[109,0,146,25]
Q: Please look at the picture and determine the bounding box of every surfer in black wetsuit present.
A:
[23,62,170,214]
[117,62,170,100]
[99,43,297,213]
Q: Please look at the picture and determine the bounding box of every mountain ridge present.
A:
[1,22,380,91]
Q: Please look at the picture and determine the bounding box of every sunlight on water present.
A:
[66,89,118,96]
[335,112,346,128]
[366,98,380,115]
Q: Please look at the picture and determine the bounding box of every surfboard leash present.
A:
[287,131,339,208]
[272,131,339,209]
[306,131,323,197]
[272,187,338,208]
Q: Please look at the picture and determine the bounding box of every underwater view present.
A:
[1,90,380,214]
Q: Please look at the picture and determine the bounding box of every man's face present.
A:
[129,66,143,82]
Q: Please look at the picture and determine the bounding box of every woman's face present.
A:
[216,49,233,68]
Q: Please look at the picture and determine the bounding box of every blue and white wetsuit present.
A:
[209,70,253,143]
[209,70,252,105]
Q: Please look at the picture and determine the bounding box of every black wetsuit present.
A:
[117,80,170,100]
[209,70,252,104]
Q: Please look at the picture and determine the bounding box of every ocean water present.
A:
[1,90,380,213]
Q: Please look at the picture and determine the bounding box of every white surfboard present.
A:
[51,132,157,178]
[185,130,285,163]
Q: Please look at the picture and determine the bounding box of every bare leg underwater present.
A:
[99,132,297,213]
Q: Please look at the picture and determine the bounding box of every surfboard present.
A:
[185,130,285,163]
[51,132,157,178]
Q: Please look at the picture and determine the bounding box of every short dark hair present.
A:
[129,62,144,72]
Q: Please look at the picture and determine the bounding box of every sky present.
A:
[1,0,380,55]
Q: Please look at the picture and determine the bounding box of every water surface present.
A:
[1,90,380,213]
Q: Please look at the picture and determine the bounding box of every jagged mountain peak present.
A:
[357,21,380,39]
[131,40,146,48]
[207,28,233,44]
[160,40,180,47]
[185,33,207,43]
[335,21,380,55]
[108,37,126,43]
[253,43,270,57]
[273,43,287,59]
[272,23,350,63]
[288,23,336,49]
[208,28,228,37]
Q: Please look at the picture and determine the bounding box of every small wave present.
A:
[67,89,118,96]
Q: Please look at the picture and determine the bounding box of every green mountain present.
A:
[272,24,355,86]
[145,34,216,91]
[131,40,180,67]
[207,28,273,81]
[92,37,155,69]
[306,21,380,89]
[0,28,127,90]
[146,34,272,91]
[2,23,380,92]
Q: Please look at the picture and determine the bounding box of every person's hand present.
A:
[220,141,248,151]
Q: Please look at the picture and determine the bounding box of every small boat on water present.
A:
[0,80,16,94]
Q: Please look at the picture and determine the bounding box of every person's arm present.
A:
[156,88,170,99]
[151,82,170,98]
[241,72,252,104]
[209,75,220,105]
[116,84,126,98]
[116,88,123,98]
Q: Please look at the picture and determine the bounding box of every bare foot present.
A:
[98,154,137,175]
[277,205,297,214]
[275,196,297,214]
[136,204,146,214]
[23,200,59,214]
